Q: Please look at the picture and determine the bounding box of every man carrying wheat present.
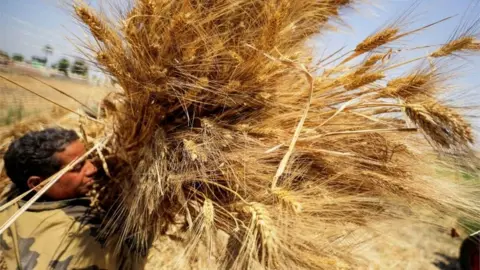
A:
[1,0,480,268]
[0,128,138,269]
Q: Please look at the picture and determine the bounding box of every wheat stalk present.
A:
[405,102,472,149]
[383,74,432,100]
[272,188,302,213]
[431,36,479,57]
[240,203,278,268]
[424,102,474,145]
[343,73,384,90]
[353,54,384,76]
[356,28,399,54]
[74,5,120,45]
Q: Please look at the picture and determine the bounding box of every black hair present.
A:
[3,127,79,192]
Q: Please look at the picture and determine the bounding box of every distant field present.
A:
[0,72,113,126]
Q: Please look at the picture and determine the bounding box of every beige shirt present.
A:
[0,187,121,270]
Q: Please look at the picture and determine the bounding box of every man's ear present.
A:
[27,176,43,191]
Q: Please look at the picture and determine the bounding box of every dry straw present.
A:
[343,73,385,90]
[405,102,474,149]
[431,36,480,57]
[49,0,480,268]
[383,73,432,100]
[352,54,384,76]
[355,28,400,54]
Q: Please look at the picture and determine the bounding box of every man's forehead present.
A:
[54,140,85,161]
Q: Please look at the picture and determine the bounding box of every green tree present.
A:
[71,59,88,76]
[12,54,24,62]
[31,56,47,65]
[58,58,70,76]
[43,45,53,63]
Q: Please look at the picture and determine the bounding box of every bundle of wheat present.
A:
[71,0,480,268]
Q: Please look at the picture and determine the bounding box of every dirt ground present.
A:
[0,73,472,269]
[352,219,464,269]
[142,218,466,270]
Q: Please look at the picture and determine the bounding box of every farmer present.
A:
[0,128,129,269]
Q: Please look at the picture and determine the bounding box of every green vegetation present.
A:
[459,217,480,234]
[32,56,47,65]
[12,54,24,62]
[459,171,480,234]
[461,171,478,181]
[58,58,70,76]
[0,103,25,126]
[71,59,88,76]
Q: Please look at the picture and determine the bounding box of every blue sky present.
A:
[1,0,79,63]
[0,1,478,61]
[0,0,479,87]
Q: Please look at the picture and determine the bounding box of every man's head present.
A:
[3,128,97,200]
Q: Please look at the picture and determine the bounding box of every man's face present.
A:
[45,140,97,200]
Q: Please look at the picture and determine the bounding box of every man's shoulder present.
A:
[23,197,91,213]
[0,187,117,269]
[0,185,95,225]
